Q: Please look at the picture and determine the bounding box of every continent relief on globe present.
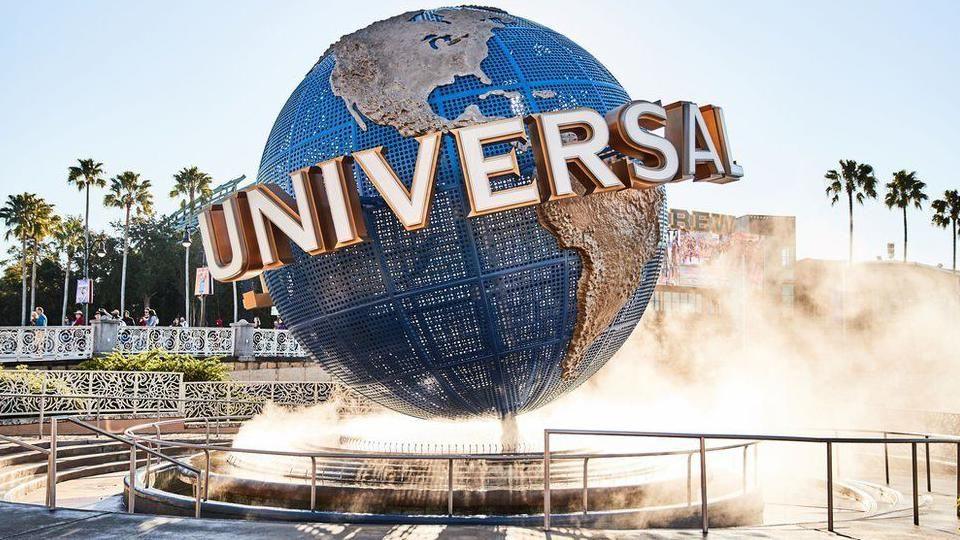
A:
[325,8,664,380]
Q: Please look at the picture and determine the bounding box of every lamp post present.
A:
[96,238,107,258]
[181,229,191,326]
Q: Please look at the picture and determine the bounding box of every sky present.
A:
[1,0,959,266]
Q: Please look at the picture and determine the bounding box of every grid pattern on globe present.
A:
[256,7,664,418]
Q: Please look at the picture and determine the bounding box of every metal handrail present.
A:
[60,417,203,517]
[542,428,960,533]
[121,414,759,518]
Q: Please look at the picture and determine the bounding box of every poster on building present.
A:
[659,210,764,289]
[75,278,93,304]
[195,267,213,296]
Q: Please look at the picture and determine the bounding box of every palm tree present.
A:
[883,170,927,262]
[104,171,154,314]
[25,199,57,314]
[52,216,85,324]
[170,166,214,325]
[932,189,960,271]
[67,159,106,320]
[0,194,41,324]
[824,160,878,263]
[170,166,214,216]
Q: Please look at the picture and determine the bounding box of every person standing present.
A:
[122,310,135,327]
[146,309,159,327]
[72,310,85,326]
[35,307,47,327]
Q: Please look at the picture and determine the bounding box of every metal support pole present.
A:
[194,473,202,518]
[582,457,589,514]
[699,436,708,534]
[46,419,57,510]
[955,443,959,519]
[543,431,551,531]
[912,442,919,526]
[447,458,454,517]
[205,419,210,445]
[184,239,190,326]
[925,436,931,493]
[203,449,210,500]
[826,442,834,532]
[310,457,317,511]
[128,445,136,514]
[144,444,152,490]
[742,445,748,493]
[687,453,692,505]
[883,433,890,485]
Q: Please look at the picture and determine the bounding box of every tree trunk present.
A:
[953,218,957,272]
[847,191,854,264]
[120,205,131,314]
[29,249,38,313]
[19,239,27,325]
[902,206,908,262]
[61,254,71,326]
[83,184,90,323]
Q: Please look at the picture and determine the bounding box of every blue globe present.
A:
[258,6,665,419]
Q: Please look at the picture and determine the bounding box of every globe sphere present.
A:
[259,6,665,419]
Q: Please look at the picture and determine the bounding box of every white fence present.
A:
[0,370,183,417]
[0,370,359,419]
[251,328,305,357]
[0,325,308,363]
[0,327,93,361]
[116,326,235,356]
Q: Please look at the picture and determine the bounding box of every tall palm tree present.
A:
[104,172,154,314]
[52,216,85,324]
[0,194,41,324]
[25,199,57,313]
[67,159,106,320]
[170,166,213,325]
[932,189,960,272]
[824,160,878,263]
[170,166,214,216]
[883,170,927,262]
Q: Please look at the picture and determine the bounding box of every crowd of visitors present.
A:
[28,306,285,329]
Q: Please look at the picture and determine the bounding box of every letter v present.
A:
[353,131,442,231]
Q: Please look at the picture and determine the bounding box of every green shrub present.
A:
[0,364,77,395]
[78,349,228,382]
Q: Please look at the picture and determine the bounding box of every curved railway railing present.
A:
[122,414,761,521]
[1,392,959,533]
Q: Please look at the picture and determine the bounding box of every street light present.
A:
[182,228,191,326]
[96,238,107,258]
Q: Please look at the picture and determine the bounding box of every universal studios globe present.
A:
[259,6,666,419]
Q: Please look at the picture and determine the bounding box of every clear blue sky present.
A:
[1,0,958,265]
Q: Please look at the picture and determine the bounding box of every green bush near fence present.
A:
[0,364,77,394]
[78,349,228,382]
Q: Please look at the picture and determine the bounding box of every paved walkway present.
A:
[0,501,957,539]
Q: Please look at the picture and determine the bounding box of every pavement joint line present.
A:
[3,509,110,539]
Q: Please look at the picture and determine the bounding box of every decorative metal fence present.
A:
[251,328,306,357]
[182,381,339,418]
[0,370,367,420]
[0,370,183,417]
[115,326,235,356]
[0,327,93,361]
[0,325,310,363]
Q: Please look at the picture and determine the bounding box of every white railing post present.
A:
[230,321,255,361]
[91,319,120,356]
[46,418,57,510]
